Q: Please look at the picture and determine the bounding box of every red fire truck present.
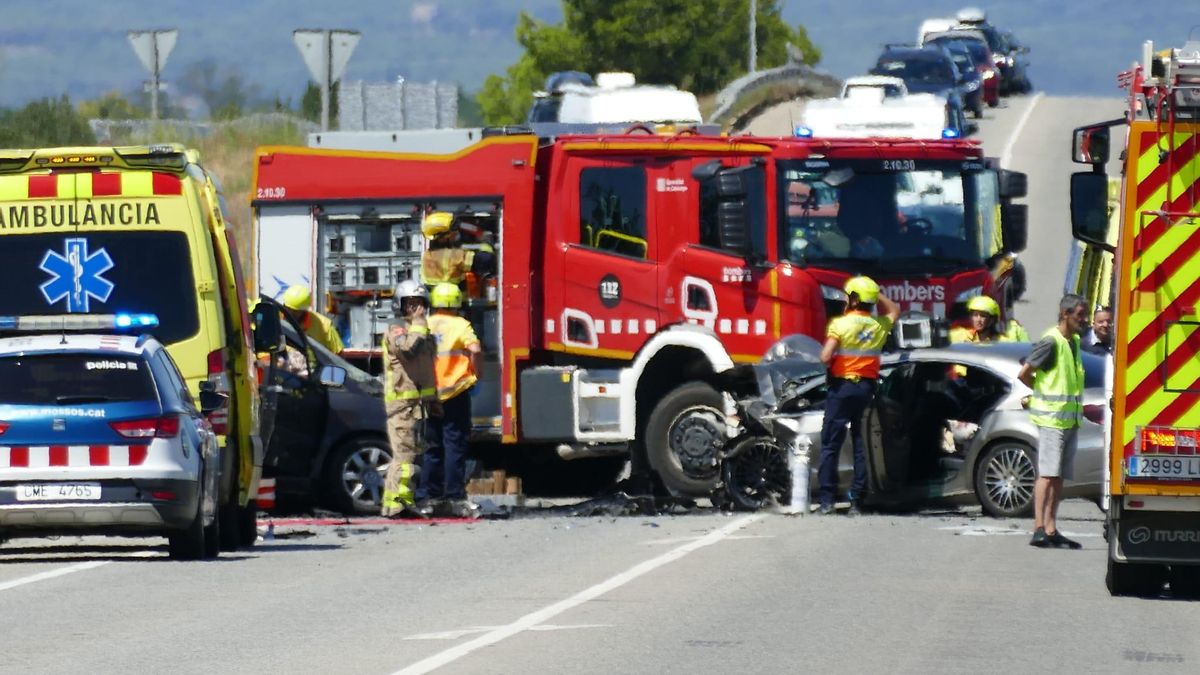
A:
[252,128,1028,495]
[1070,39,1200,597]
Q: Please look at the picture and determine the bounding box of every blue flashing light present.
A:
[941,128,960,139]
[793,125,814,138]
[115,313,159,329]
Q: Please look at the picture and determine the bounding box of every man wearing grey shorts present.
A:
[1018,295,1088,550]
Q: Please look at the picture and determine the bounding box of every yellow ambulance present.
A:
[0,144,278,549]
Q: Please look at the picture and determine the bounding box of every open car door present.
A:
[259,296,330,482]
[864,362,916,493]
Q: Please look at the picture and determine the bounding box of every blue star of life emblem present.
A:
[39,238,115,313]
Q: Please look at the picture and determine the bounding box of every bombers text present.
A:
[0,203,161,229]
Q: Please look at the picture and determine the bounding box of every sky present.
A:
[0,0,1197,109]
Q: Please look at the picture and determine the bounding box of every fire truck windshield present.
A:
[779,159,1001,273]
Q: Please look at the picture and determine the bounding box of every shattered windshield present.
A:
[778,159,1001,272]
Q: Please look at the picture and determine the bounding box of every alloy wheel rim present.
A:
[984,445,1035,513]
[342,444,391,508]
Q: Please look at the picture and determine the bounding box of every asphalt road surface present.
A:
[4,99,1191,674]
[1,501,1195,674]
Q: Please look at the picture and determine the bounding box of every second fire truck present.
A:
[253,127,1028,496]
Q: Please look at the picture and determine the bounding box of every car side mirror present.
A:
[199,389,227,415]
[1070,171,1114,251]
[252,301,283,354]
[1001,203,1028,253]
[1073,124,1111,165]
[999,170,1028,199]
[318,365,347,388]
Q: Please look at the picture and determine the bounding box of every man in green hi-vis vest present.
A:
[1018,294,1089,550]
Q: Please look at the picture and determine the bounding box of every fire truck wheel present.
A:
[1107,557,1166,597]
[644,381,725,497]
[1168,565,1200,599]
[974,441,1036,518]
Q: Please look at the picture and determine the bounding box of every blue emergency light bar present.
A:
[793,125,814,138]
[0,313,159,333]
[941,128,960,139]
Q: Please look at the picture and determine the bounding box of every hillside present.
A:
[0,0,1189,111]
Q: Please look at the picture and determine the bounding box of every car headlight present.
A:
[821,284,847,302]
[956,286,983,303]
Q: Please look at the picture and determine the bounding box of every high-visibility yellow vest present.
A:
[1030,328,1084,429]
[1003,319,1030,342]
[428,313,479,401]
[827,311,892,380]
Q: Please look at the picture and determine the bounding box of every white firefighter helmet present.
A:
[392,279,429,312]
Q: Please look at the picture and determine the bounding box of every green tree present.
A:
[77,91,148,120]
[0,96,96,147]
[300,81,339,125]
[478,0,819,125]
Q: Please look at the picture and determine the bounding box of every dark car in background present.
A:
[937,41,985,117]
[262,298,390,515]
[926,31,1000,108]
[870,45,970,115]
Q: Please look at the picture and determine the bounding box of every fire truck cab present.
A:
[253,127,1027,496]
[1070,39,1200,597]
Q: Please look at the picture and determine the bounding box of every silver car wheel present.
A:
[341,443,391,510]
[982,444,1036,515]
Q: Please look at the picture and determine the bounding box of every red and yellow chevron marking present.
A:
[1112,120,1200,494]
[0,171,181,200]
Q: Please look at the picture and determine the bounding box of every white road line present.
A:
[393,514,765,675]
[405,624,612,641]
[1001,92,1043,167]
[0,560,109,592]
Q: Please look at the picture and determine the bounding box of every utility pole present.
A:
[748,0,757,72]
[127,29,177,119]
[293,29,361,131]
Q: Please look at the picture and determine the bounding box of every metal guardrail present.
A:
[708,61,842,127]
[89,112,318,144]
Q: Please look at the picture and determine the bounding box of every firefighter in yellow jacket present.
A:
[380,280,439,519]
[950,295,1029,344]
[417,283,482,518]
[280,284,344,354]
[421,211,495,287]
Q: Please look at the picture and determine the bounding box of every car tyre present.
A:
[721,435,790,511]
[237,504,258,548]
[645,381,725,497]
[974,441,1037,518]
[1107,557,1165,597]
[326,437,392,515]
[169,484,210,561]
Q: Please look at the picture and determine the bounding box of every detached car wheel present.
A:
[645,382,726,497]
[974,442,1036,518]
[326,438,392,515]
[722,435,791,511]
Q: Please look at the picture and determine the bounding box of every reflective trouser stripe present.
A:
[382,463,417,509]
[385,387,436,402]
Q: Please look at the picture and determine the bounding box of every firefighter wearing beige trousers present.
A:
[380,280,440,518]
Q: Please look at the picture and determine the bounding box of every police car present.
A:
[0,314,222,559]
